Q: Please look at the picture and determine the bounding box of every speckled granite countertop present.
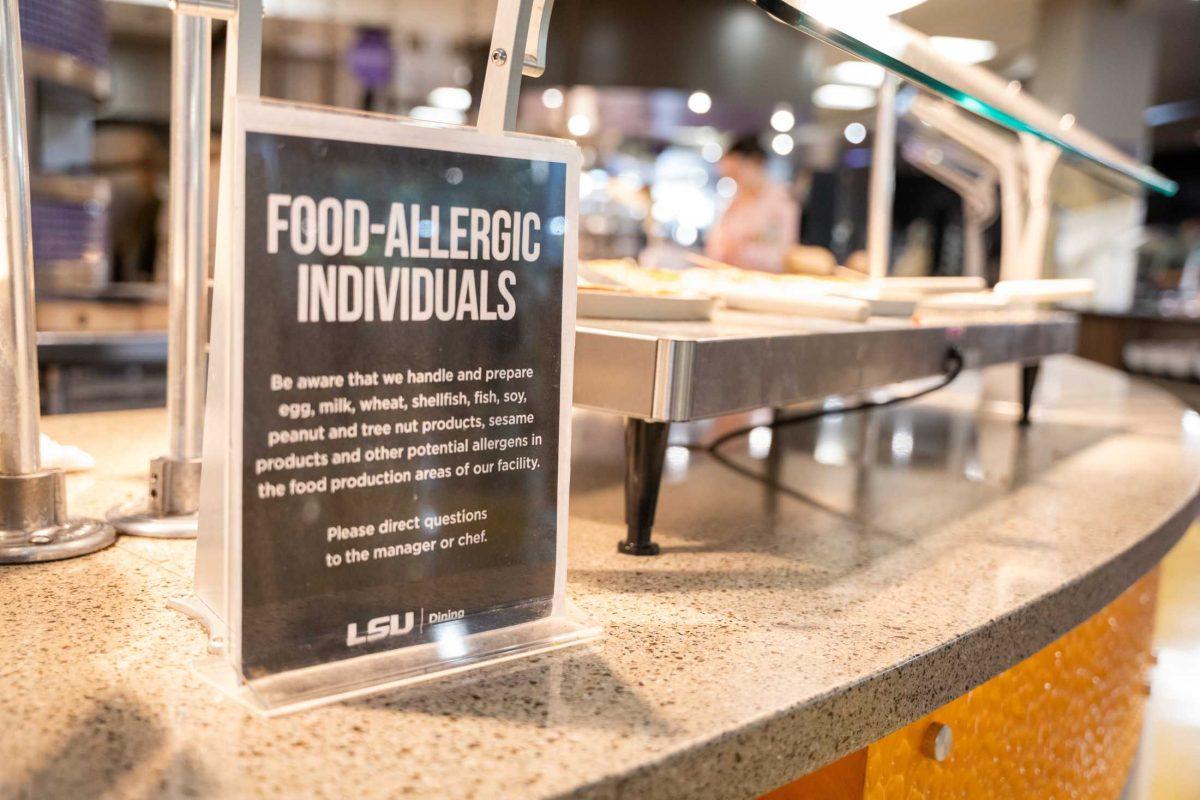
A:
[2,356,1198,800]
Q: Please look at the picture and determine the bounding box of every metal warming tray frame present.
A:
[572,310,1078,554]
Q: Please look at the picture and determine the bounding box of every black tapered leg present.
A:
[1020,361,1041,426]
[620,418,670,556]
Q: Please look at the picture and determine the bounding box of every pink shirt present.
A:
[705,182,799,273]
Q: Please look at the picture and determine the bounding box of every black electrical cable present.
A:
[698,346,965,496]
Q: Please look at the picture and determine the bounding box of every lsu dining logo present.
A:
[346,611,415,647]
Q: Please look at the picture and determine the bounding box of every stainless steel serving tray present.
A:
[574,310,1078,422]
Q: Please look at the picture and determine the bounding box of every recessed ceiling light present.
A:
[771,133,795,156]
[541,88,564,109]
[844,122,867,144]
[770,105,796,132]
[813,84,877,111]
[928,36,997,64]
[687,91,713,115]
[824,61,887,88]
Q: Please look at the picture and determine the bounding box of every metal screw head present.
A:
[491,48,509,66]
[922,722,953,762]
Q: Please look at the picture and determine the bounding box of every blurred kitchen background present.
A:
[20,0,1200,412]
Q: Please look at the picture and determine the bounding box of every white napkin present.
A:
[40,433,96,472]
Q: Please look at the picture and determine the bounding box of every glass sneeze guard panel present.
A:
[750,0,1179,197]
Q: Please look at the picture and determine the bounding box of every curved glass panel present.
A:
[751,0,1178,197]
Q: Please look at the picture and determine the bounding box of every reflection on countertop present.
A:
[2,355,1198,799]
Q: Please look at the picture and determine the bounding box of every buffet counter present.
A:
[2,356,1197,799]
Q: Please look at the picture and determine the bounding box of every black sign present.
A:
[237,127,570,678]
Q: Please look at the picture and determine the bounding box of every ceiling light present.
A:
[567,113,592,137]
[812,84,877,111]
[770,105,796,132]
[687,91,713,115]
[771,133,795,156]
[541,88,564,109]
[844,122,867,144]
[427,86,472,111]
[928,36,997,64]
[824,61,887,88]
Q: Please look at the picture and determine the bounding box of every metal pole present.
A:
[0,0,114,563]
[0,0,41,477]
[866,75,899,280]
[166,13,211,461]
[108,5,220,537]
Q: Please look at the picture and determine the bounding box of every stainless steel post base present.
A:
[0,470,116,563]
[107,456,201,538]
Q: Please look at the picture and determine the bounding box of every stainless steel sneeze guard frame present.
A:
[574,311,1078,422]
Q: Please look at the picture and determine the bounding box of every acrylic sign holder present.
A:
[168,0,599,716]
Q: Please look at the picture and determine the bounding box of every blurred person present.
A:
[705,135,799,273]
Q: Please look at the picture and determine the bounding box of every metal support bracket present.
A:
[478,0,556,134]
[0,471,115,563]
[907,96,1065,283]
[1017,134,1061,281]
[521,0,555,77]
[902,138,998,279]
[108,457,203,538]
[908,95,1026,281]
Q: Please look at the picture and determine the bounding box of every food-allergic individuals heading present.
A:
[266,194,550,323]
